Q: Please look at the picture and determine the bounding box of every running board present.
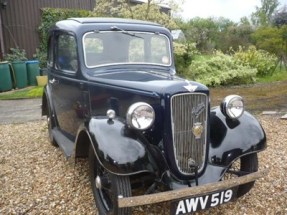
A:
[52,128,74,158]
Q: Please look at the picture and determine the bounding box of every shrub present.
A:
[233,46,277,77]
[187,51,257,87]
[174,42,198,76]
[4,47,28,62]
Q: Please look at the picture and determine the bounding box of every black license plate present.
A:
[171,187,238,215]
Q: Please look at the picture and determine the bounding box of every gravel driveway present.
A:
[0,114,286,214]
[0,88,286,214]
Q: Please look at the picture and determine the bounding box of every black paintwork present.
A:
[88,117,158,175]
[42,18,266,187]
[209,107,266,166]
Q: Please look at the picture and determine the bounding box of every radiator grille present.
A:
[171,93,208,175]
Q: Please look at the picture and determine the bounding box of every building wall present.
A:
[0,0,95,59]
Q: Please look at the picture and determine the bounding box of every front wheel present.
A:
[88,145,132,215]
[224,153,258,197]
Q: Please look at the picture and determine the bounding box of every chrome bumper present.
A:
[118,169,268,208]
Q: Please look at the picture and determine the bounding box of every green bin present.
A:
[26,60,40,86]
[0,61,13,92]
[12,61,28,89]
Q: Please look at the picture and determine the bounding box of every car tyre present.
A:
[88,145,132,215]
[224,153,258,197]
[237,153,258,197]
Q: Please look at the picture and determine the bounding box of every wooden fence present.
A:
[0,0,95,59]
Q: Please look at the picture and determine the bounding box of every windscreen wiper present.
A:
[110,26,143,39]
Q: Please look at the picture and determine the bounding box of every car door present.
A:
[49,31,86,139]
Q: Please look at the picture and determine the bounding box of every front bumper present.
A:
[118,169,268,208]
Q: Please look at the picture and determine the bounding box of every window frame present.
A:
[54,31,79,75]
[47,35,54,69]
[82,31,172,69]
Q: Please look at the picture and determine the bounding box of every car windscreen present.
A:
[83,31,171,68]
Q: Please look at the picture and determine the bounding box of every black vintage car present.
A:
[42,18,267,215]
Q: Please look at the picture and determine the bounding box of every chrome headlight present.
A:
[126,102,155,130]
[221,95,244,119]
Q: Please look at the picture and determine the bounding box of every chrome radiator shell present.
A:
[170,93,208,175]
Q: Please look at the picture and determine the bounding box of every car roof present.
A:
[51,17,166,34]
[68,17,161,26]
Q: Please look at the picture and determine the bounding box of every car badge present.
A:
[184,80,197,92]
[192,122,204,139]
[192,103,205,119]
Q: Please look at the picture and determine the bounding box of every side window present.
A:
[55,34,78,73]
[129,38,144,62]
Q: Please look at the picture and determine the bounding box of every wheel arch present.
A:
[209,107,267,167]
[75,118,159,176]
[74,128,91,159]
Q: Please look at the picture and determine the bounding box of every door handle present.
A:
[49,78,59,85]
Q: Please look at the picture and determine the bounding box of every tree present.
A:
[214,17,234,32]
[252,26,287,56]
[273,5,287,27]
[120,0,178,28]
[215,23,254,52]
[180,17,218,53]
[91,0,180,29]
[251,0,280,26]
[240,16,252,26]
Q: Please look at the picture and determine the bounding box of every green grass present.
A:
[256,66,287,83]
[0,86,44,100]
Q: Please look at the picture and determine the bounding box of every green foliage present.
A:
[4,48,28,62]
[91,0,120,17]
[215,23,254,53]
[251,0,280,26]
[91,0,178,29]
[178,17,255,54]
[38,8,89,67]
[180,17,218,53]
[273,6,287,27]
[256,66,287,83]
[120,3,177,29]
[185,47,279,87]
[33,48,46,67]
[233,46,278,76]
[252,26,287,56]
[174,42,197,75]
[187,52,257,87]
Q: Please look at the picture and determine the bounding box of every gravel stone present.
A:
[0,115,286,214]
